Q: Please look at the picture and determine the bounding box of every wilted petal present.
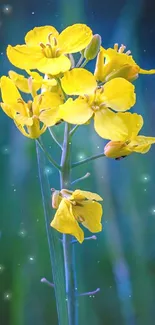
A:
[71,189,103,201]
[130,135,155,153]
[51,199,84,243]
[73,200,103,233]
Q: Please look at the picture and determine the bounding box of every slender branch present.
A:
[41,277,54,288]
[72,235,97,244]
[71,152,105,169]
[71,172,90,185]
[80,59,89,68]
[60,123,78,325]
[76,54,84,67]
[69,125,80,137]
[79,288,100,297]
[36,138,61,171]
[48,127,62,149]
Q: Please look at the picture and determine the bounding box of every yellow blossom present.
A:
[104,112,155,158]
[0,76,63,138]
[59,68,136,139]
[94,44,155,82]
[50,189,103,243]
[8,70,57,94]
[7,24,92,75]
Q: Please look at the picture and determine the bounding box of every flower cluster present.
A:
[1,23,155,242]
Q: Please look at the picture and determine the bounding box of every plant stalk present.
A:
[60,123,78,325]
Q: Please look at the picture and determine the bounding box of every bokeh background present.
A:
[1,0,155,324]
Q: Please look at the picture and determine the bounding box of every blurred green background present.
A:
[1,0,155,324]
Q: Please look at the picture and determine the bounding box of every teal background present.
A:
[1,0,155,324]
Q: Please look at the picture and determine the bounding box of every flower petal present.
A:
[7,45,44,69]
[130,135,155,153]
[115,112,143,139]
[50,199,84,243]
[1,103,14,118]
[39,91,63,111]
[15,114,33,126]
[25,26,59,46]
[39,108,60,127]
[61,68,97,95]
[94,109,129,140]
[94,48,138,82]
[9,70,31,93]
[139,68,155,75]
[37,55,71,75]
[73,201,103,233]
[1,76,21,104]
[102,78,136,111]
[71,189,103,201]
[59,98,93,124]
[38,91,63,126]
[58,24,92,54]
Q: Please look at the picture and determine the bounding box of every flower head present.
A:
[104,112,155,158]
[0,76,63,138]
[7,24,92,75]
[50,189,103,243]
[8,70,57,95]
[59,68,136,139]
[94,44,155,82]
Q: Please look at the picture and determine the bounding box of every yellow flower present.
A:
[104,112,155,158]
[94,44,155,82]
[0,76,63,138]
[50,189,103,243]
[7,24,92,75]
[8,70,57,94]
[59,68,136,139]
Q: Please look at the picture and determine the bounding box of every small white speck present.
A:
[4,292,12,300]
[0,265,5,273]
[32,11,35,14]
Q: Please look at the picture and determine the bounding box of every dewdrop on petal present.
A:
[84,34,101,60]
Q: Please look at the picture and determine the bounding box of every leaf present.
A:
[36,140,69,325]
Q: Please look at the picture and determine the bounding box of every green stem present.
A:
[69,125,79,137]
[37,138,61,171]
[72,152,105,169]
[60,123,78,325]
[48,127,62,149]
[80,59,89,68]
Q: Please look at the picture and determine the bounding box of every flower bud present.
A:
[84,34,101,60]
[51,190,61,209]
[104,141,131,159]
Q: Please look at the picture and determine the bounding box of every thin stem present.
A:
[36,138,61,171]
[48,127,62,149]
[71,172,90,185]
[69,125,79,137]
[60,122,78,325]
[80,59,89,68]
[79,288,100,297]
[76,54,84,67]
[72,152,105,169]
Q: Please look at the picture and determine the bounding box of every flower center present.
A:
[84,86,106,112]
[39,33,61,58]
